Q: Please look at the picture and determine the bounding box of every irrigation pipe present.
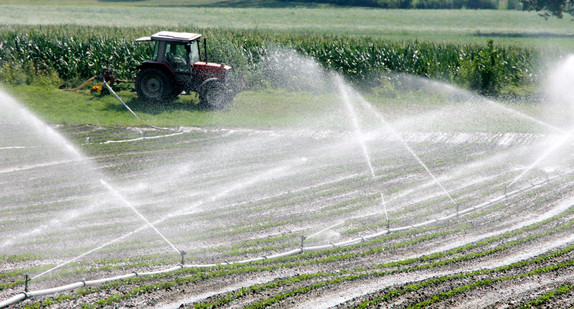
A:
[102,80,140,120]
[102,80,180,133]
[62,76,97,91]
[0,171,570,308]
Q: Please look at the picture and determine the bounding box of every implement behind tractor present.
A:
[134,31,239,109]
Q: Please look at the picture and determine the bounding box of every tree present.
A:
[521,0,574,18]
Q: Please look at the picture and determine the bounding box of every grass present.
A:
[4,84,343,128]
[0,0,321,8]
[4,81,551,131]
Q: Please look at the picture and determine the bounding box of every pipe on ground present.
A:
[0,171,569,308]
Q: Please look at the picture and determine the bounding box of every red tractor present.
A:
[134,31,238,109]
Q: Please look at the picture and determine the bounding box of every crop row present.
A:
[5,163,565,300]
[11,187,572,307]
[356,243,574,308]
[189,223,574,308]
[0,25,564,95]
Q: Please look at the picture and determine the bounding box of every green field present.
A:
[1,1,572,127]
[2,3,574,48]
[5,3,574,308]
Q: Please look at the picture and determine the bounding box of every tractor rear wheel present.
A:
[135,68,176,103]
[198,80,232,109]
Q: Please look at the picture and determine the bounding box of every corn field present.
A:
[0,25,560,94]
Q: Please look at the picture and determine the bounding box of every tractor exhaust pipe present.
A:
[203,38,208,63]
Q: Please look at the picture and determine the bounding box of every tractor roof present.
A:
[135,31,202,43]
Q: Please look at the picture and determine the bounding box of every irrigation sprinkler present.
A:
[2,171,570,309]
[180,250,186,265]
[300,235,307,248]
[24,274,29,293]
[380,193,390,230]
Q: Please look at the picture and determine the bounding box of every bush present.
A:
[457,39,506,96]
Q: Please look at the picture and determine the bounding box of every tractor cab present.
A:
[134,31,235,109]
[136,32,201,74]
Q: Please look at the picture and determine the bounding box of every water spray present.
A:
[3,171,568,308]
[99,179,181,255]
[484,99,564,134]
[33,162,301,281]
[506,127,574,191]
[305,221,345,241]
[30,162,296,282]
[336,77,376,177]
[31,222,151,280]
[354,90,457,208]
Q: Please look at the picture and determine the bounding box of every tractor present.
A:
[134,31,238,109]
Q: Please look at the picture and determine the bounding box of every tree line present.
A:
[279,0,568,12]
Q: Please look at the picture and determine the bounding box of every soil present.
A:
[2,125,574,308]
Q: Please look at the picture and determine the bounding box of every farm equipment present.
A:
[134,31,239,109]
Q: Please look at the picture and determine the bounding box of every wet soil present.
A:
[2,125,574,308]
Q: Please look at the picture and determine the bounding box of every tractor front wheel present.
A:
[135,68,176,103]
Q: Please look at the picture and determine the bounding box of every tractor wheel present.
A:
[198,80,232,110]
[135,68,176,103]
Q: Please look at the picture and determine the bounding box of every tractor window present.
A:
[189,41,200,64]
[166,43,190,73]
[152,41,160,61]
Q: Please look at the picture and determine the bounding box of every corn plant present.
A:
[0,25,561,95]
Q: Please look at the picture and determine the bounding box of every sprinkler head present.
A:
[24,274,30,293]
[180,250,186,265]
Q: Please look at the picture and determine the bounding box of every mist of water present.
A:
[336,75,376,177]
[333,76,457,207]
[99,179,181,254]
[4,48,574,293]
[0,89,99,251]
[505,55,574,188]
